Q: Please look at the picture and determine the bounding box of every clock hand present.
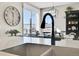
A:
[12,11,14,25]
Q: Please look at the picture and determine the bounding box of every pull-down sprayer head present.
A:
[41,17,45,28]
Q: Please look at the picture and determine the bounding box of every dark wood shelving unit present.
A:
[65,10,79,40]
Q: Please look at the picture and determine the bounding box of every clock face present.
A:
[4,6,20,26]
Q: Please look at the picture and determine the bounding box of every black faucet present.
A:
[40,13,55,45]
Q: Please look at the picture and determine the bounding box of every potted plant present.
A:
[66,6,73,11]
[6,29,20,36]
[13,29,20,36]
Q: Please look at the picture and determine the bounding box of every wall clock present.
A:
[4,6,20,26]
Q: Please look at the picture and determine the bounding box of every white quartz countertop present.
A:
[0,51,18,56]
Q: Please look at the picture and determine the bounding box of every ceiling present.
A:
[28,2,75,8]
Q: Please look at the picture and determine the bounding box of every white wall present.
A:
[0,2,23,50]
[55,2,79,31]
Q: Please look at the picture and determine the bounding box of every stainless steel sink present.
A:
[41,46,79,56]
[2,43,79,56]
[2,43,51,56]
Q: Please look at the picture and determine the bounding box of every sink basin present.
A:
[41,46,79,56]
[2,43,79,56]
[1,43,51,56]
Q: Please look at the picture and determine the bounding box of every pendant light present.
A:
[48,2,57,17]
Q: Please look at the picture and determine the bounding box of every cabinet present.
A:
[65,10,79,40]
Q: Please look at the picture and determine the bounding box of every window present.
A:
[45,15,52,28]
[23,9,37,36]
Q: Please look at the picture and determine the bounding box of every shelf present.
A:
[66,24,78,26]
[66,10,79,36]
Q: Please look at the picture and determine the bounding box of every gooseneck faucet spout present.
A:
[41,13,55,45]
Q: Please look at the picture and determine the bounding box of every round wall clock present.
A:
[4,6,20,26]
